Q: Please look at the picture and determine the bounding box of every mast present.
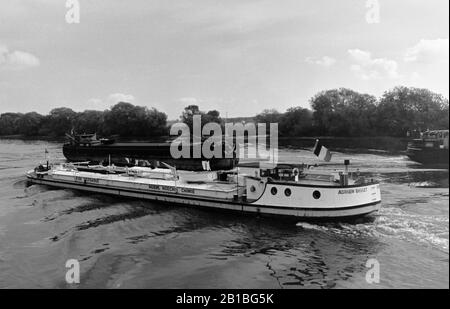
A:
[236,166,239,200]
[45,148,49,169]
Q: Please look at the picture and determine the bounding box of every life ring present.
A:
[292,168,300,176]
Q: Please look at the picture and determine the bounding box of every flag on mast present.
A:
[313,139,332,162]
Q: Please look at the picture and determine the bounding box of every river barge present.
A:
[26,160,381,220]
[407,130,449,165]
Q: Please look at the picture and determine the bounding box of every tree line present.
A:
[0,102,167,138]
[0,86,448,139]
[255,86,449,137]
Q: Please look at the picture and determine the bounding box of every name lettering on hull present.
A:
[338,187,368,194]
[148,184,195,194]
[75,176,99,183]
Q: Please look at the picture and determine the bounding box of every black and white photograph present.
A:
[0,0,448,293]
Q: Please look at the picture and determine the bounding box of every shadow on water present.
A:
[58,213,384,289]
[47,202,162,242]
[45,192,255,243]
[12,179,29,189]
[206,218,384,288]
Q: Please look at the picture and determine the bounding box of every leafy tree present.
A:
[0,113,22,135]
[255,109,283,126]
[204,110,221,125]
[280,107,314,136]
[180,105,202,132]
[140,107,168,137]
[103,102,167,138]
[18,112,44,136]
[376,86,449,136]
[45,107,77,137]
[180,105,222,133]
[74,110,104,135]
[310,88,378,136]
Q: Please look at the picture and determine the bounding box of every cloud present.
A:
[0,44,40,70]
[86,93,136,110]
[401,39,449,97]
[107,93,136,104]
[348,49,399,80]
[167,0,309,36]
[305,56,336,67]
[178,97,200,105]
[404,38,449,63]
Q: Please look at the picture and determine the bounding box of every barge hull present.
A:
[63,143,238,171]
[27,175,381,220]
[406,147,449,165]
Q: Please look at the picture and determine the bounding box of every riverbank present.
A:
[1,135,410,154]
[0,134,64,142]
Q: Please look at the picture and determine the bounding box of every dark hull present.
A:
[406,147,449,165]
[62,143,238,171]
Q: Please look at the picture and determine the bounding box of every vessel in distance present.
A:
[406,130,449,166]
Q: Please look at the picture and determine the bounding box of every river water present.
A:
[0,139,448,288]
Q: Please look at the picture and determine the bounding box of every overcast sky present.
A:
[0,0,448,119]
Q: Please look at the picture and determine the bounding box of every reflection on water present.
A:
[0,139,448,288]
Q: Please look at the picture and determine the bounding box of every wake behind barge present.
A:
[27,162,381,220]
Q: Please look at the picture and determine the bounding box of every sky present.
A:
[0,0,448,120]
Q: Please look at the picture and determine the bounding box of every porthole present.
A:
[271,187,278,195]
[250,185,256,192]
[313,190,321,199]
[284,188,291,197]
